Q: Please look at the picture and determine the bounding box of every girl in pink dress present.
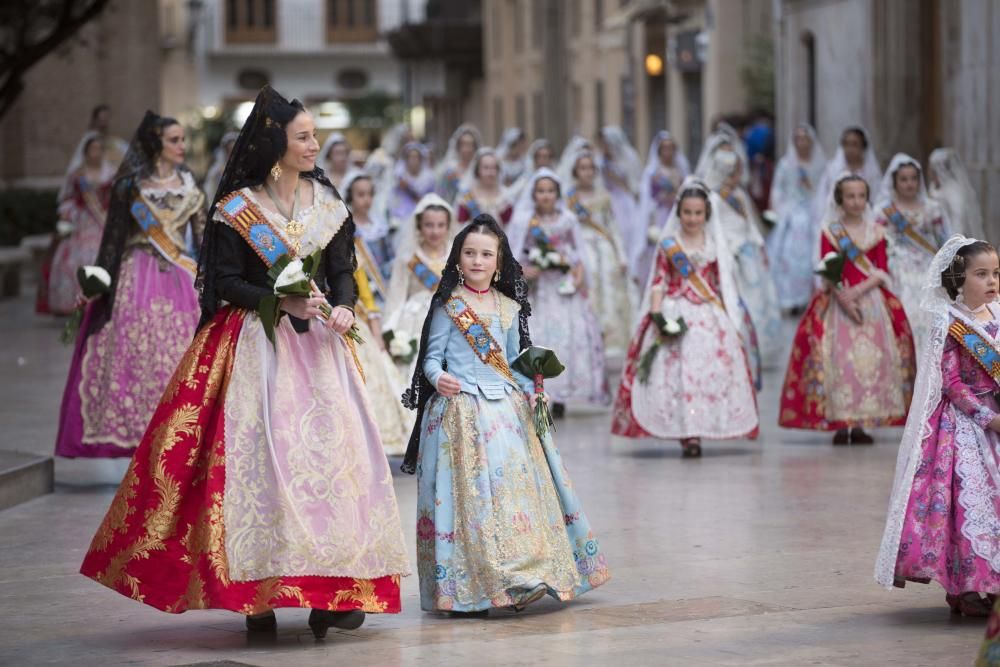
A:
[876,236,1000,617]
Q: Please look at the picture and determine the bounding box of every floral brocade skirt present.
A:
[55,249,199,457]
[416,390,610,612]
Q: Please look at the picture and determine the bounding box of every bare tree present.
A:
[0,0,112,121]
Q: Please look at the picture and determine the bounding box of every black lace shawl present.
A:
[87,110,197,336]
[400,214,533,473]
[196,85,354,329]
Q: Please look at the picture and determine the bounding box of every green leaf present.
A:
[60,307,83,345]
[266,254,293,284]
[511,345,566,379]
[258,294,280,348]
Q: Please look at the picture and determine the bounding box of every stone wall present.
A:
[0,1,161,187]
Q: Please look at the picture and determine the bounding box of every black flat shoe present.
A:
[681,438,702,458]
[308,609,366,639]
[832,429,850,445]
[449,609,489,618]
[551,402,566,419]
[245,610,276,633]
[850,427,874,445]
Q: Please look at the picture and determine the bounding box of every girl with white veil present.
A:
[343,170,393,279]
[611,178,759,458]
[509,167,609,411]
[434,124,481,204]
[390,141,436,231]
[496,126,528,188]
[383,193,454,379]
[565,148,635,364]
[507,138,557,201]
[929,148,985,241]
[705,148,783,370]
[813,126,882,224]
[767,124,827,313]
[875,236,1000,617]
[556,134,591,184]
[45,132,115,315]
[319,131,351,192]
[779,173,915,445]
[631,131,690,283]
[454,148,515,225]
[597,126,642,255]
[875,154,952,348]
[694,123,749,186]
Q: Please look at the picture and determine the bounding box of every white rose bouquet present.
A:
[637,314,688,384]
[382,329,418,364]
[259,250,363,347]
[61,266,113,344]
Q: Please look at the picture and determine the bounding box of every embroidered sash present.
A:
[824,222,876,276]
[408,255,441,291]
[797,166,812,191]
[216,191,292,267]
[659,237,724,310]
[717,185,747,218]
[566,189,616,245]
[78,177,108,224]
[130,195,199,278]
[652,171,676,201]
[528,217,557,249]
[444,295,517,385]
[949,319,1000,387]
[355,237,386,302]
[882,204,938,255]
[458,191,481,220]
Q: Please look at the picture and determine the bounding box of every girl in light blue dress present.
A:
[401,213,610,615]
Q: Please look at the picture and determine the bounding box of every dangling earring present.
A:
[493,269,500,284]
[457,265,465,287]
[957,286,965,305]
[270,162,283,182]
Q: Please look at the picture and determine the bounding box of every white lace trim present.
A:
[954,410,1000,573]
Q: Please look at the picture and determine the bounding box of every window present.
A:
[571,83,582,129]
[532,0,544,50]
[516,95,527,131]
[513,0,524,52]
[595,79,605,129]
[328,0,378,43]
[494,97,504,142]
[493,0,503,58]
[595,0,604,32]
[802,31,817,128]
[533,91,544,138]
[569,0,580,37]
[225,0,277,44]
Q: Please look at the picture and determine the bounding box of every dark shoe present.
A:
[510,584,547,612]
[850,427,874,445]
[552,402,566,419]
[449,609,489,618]
[832,429,850,445]
[245,610,276,633]
[946,592,992,617]
[308,609,366,639]
[681,438,702,458]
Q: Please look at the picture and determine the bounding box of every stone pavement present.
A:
[0,294,988,666]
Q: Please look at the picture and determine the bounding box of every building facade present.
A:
[477,0,772,161]
[774,0,999,237]
[0,1,162,186]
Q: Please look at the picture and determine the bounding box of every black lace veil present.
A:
[196,85,348,329]
[400,214,533,474]
[87,110,186,336]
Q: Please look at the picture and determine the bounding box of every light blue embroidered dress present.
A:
[415,289,610,612]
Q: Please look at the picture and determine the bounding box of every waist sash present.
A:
[566,190,616,246]
[949,319,1000,387]
[824,222,876,277]
[717,185,747,218]
[444,295,517,386]
[659,237,724,311]
[408,255,441,291]
[130,193,200,278]
[216,191,292,267]
[883,204,938,255]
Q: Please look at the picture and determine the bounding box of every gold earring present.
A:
[270,162,283,181]
[457,265,465,286]
[493,269,500,284]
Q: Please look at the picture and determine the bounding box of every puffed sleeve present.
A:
[422,306,450,390]
[323,218,358,309]
[942,335,999,428]
[213,223,272,310]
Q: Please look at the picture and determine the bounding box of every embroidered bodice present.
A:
[652,236,722,306]
[131,170,206,252]
[943,317,1000,427]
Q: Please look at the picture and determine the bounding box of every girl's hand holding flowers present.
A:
[280,290,327,320]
